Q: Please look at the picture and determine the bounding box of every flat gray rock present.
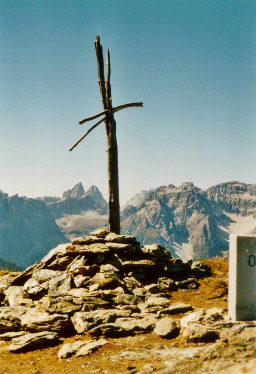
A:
[47,255,72,271]
[123,276,143,291]
[105,233,136,244]
[157,277,176,291]
[164,262,184,274]
[67,255,87,273]
[72,236,105,245]
[64,289,110,309]
[115,316,158,333]
[88,323,124,337]
[159,303,193,316]
[122,260,157,274]
[0,306,27,332]
[180,308,225,328]
[144,284,160,294]
[23,277,47,296]
[76,338,108,357]
[145,296,170,307]
[32,269,59,282]
[101,287,125,301]
[58,338,108,359]
[182,322,220,343]
[105,242,134,255]
[141,244,171,259]
[100,263,121,274]
[37,295,82,314]
[90,227,110,238]
[175,278,198,289]
[4,286,34,307]
[41,243,71,264]
[132,287,146,297]
[90,272,123,290]
[9,331,61,352]
[58,340,86,359]
[65,288,92,299]
[73,274,91,287]
[180,309,206,328]
[114,345,203,364]
[0,331,28,341]
[115,294,141,306]
[153,317,177,338]
[20,307,71,332]
[71,310,117,333]
[48,272,72,297]
[68,243,110,257]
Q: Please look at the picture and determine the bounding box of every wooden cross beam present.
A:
[69,36,143,234]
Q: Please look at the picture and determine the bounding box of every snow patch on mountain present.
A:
[56,210,108,241]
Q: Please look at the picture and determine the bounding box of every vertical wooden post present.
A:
[106,48,120,234]
[94,36,120,234]
[94,36,108,136]
[70,37,142,233]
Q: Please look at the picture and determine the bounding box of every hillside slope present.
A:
[0,192,67,268]
[45,184,108,240]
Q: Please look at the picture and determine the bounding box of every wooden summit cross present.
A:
[69,36,143,234]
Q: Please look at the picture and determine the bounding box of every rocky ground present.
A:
[0,229,254,374]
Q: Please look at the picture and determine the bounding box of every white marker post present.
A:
[229,234,256,321]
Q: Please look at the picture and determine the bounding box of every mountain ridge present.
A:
[2,181,256,267]
[121,181,256,260]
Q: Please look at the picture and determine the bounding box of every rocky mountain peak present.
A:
[63,183,85,199]
[205,181,256,215]
[85,185,101,198]
[206,181,254,198]
[144,190,160,201]
[121,190,149,210]
[137,190,163,210]
[46,185,108,220]
[84,185,107,209]
[179,182,195,190]
[0,190,8,200]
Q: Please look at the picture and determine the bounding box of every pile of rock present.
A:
[0,228,212,356]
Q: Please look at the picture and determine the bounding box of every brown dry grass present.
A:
[0,271,10,277]
[166,257,229,310]
[201,257,229,277]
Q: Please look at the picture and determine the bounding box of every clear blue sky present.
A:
[1,0,256,205]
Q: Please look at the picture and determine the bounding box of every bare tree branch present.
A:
[72,102,144,151]
[79,102,143,126]
[79,109,108,125]
[113,102,143,113]
[69,117,104,151]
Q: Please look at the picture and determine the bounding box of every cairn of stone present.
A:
[0,228,212,355]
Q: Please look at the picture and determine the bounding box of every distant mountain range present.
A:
[1,181,256,269]
[0,183,108,269]
[0,258,24,272]
[0,192,67,269]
